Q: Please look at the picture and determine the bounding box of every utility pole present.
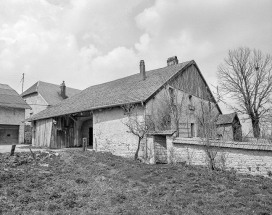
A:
[21,73,24,93]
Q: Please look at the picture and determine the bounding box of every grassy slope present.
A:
[0,149,272,215]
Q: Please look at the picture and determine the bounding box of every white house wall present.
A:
[23,93,49,119]
[0,106,25,143]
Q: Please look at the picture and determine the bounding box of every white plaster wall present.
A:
[23,93,49,119]
[93,106,146,158]
[0,106,25,143]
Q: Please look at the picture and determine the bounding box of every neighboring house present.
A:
[216,112,242,141]
[21,81,81,119]
[21,81,81,143]
[27,57,222,159]
[0,83,30,144]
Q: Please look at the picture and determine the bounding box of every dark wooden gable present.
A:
[169,64,214,101]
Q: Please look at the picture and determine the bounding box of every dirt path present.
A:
[0,144,46,154]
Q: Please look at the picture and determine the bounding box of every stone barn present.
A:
[27,57,222,161]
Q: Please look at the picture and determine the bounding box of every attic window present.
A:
[188,95,195,111]
[169,87,175,104]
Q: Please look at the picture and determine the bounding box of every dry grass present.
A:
[0,149,272,215]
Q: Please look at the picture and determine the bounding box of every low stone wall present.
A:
[147,136,272,177]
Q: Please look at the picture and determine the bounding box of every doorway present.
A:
[81,118,93,149]
[89,127,93,148]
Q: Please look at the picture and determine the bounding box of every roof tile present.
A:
[0,84,31,109]
[28,61,192,121]
[21,81,81,105]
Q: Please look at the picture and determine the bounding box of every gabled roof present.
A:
[216,113,238,125]
[21,81,81,106]
[28,60,220,121]
[0,83,31,109]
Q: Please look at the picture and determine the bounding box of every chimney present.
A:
[60,81,67,99]
[167,56,179,66]
[140,60,146,80]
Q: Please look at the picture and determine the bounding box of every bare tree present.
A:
[218,47,272,138]
[122,105,154,160]
[197,101,218,170]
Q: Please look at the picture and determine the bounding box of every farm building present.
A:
[216,112,242,141]
[0,84,30,144]
[27,57,224,159]
[21,81,81,143]
[22,81,81,119]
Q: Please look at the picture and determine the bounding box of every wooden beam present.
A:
[69,115,77,123]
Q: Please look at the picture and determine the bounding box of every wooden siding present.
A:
[33,119,52,147]
[170,64,213,101]
[50,116,75,148]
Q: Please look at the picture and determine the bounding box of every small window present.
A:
[191,123,195,137]
[169,88,175,104]
[7,134,11,137]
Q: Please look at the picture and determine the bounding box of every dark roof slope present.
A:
[21,81,81,105]
[0,84,31,109]
[216,113,238,125]
[28,60,219,121]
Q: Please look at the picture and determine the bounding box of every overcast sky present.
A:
[0,0,271,116]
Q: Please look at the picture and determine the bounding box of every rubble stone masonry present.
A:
[168,137,272,177]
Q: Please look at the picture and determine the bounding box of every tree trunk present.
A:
[251,118,261,138]
[134,138,141,160]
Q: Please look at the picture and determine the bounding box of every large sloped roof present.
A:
[0,83,31,109]
[216,113,238,125]
[28,60,215,121]
[21,81,81,105]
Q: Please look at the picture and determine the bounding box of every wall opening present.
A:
[81,118,93,149]
[191,123,195,137]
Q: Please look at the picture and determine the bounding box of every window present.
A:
[188,95,195,111]
[169,87,175,104]
[191,123,195,137]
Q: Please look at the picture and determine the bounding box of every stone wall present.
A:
[145,86,221,138]
[166,137,272,177]
[93,106,145,158]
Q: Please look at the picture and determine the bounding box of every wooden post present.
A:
[82,137,87,152]
[10,145,16,156]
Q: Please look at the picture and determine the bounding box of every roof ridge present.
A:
[84,61,192,90]
[27,60,194,121]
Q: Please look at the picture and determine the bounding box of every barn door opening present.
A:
[89,127,93,148]
[81,118,93,149]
